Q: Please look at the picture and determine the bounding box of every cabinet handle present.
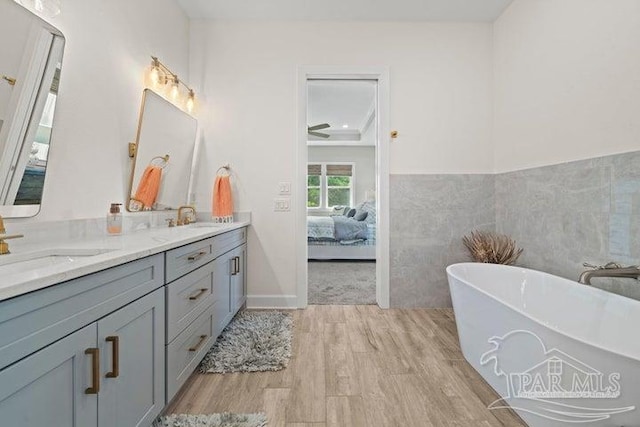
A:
[85,348,100,394]
[235,256,240,274]
[105,336,120,378]
[188,335,208,352]
[188,288,208,301]
[187,251,207,261]
[230,258,236,276]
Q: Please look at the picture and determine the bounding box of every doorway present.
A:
[296,67,390,308]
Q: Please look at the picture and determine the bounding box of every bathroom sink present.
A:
[0,248,114,275]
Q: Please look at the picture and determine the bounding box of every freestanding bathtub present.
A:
[446,263,640,427]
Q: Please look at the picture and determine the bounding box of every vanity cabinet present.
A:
[164,227,247,403]
[0,224,249,425]
[0,256,165,427]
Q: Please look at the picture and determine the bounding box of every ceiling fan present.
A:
[308,123,330,138]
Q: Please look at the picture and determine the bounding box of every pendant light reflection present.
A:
[145,56,196,114]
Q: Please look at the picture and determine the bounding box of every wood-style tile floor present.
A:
[165,305,526,427]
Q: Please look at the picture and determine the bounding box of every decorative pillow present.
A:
[354,210,368,221]
[346,208,356,218]
[355,201,376,224]
[343,206,351,215]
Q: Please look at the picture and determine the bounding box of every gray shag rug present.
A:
[154,413,267,427]
[308,261,376,305]
[199,311,292,373]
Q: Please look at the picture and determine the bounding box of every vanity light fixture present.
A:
[146,56,196,113]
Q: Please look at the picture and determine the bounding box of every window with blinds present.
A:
[307,163,354,209]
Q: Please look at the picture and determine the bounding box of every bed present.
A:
[307,201,376,260]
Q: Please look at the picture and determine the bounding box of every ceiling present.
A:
[308,80,376,139]
[177,0,513,22]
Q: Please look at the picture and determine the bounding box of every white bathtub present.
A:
[447,262,640,427]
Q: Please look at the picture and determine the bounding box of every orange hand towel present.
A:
[213,175,233,222]
[134,165,162,209]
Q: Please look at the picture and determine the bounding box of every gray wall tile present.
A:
[389,150,640,308]
[389,174,495,308]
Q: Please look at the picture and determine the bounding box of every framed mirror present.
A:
[127,89,197,212]
[0,0,65,218]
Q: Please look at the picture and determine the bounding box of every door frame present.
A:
[295,66,390,309]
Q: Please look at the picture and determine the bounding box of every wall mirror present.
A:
[0,0,65,218]
[127,89,197,212]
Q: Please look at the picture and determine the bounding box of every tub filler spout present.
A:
[578,261,640,285]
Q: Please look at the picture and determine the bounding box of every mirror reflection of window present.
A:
[14,67,59,205]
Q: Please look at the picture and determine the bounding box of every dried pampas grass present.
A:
[462,230,523,265]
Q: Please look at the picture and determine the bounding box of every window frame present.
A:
[306,162,355,211]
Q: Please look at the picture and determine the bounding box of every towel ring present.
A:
[216,164,231,176]
[150,155,169,169]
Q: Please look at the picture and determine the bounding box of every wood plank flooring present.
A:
[165,305,526,426]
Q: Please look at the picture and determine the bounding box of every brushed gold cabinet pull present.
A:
[188,335,208,352]
[187,251,207,261]
[105,336,120,378]
[85,348,100,394]
[188,288,208,301]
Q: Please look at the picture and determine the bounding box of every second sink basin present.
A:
[0,248,114,275]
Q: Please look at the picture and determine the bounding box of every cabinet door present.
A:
[212,254,232,335]
[230,244,247,314]
[0,324,98,427]
[98,289,165,427]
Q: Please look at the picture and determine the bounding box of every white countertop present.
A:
[0,220,250,302]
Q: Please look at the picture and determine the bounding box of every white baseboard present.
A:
[247,294,299,309]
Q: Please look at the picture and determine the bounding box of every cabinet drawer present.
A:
[0,254,164,370]
[166,262,215,343]
[165,238,216,283]
[166,305,216,401]
[212,228,247,260]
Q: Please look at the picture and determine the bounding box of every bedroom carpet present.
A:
[308,261,376,305]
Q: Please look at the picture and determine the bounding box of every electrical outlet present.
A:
[274,198,290,212]
[278,182,291,195]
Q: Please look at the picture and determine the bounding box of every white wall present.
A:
[308,145,376,211]
[9,0,190,222]
[189,21,493,301]
[493,0,640,173]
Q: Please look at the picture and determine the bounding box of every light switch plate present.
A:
[278,182,291,195]
[274,198,290,212]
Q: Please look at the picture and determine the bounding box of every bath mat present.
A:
[154,413,267,427]
[199,311,292,373]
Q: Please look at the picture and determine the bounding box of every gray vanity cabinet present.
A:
[165,227,248,404]
[0,255,165,427]
[0,324,98,427]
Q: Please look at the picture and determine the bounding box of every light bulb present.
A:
[150,67,160,86]
[186,90,195,113]
[170,77,179,101]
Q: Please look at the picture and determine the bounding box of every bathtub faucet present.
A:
[578,261,640,285]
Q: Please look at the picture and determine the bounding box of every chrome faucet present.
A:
[177,206,196,226]
[578,262,640,285]
[0,215,25,255]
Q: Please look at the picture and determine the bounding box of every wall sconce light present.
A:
[146,56,196,113]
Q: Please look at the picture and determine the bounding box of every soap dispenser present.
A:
[107,203,123,235]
